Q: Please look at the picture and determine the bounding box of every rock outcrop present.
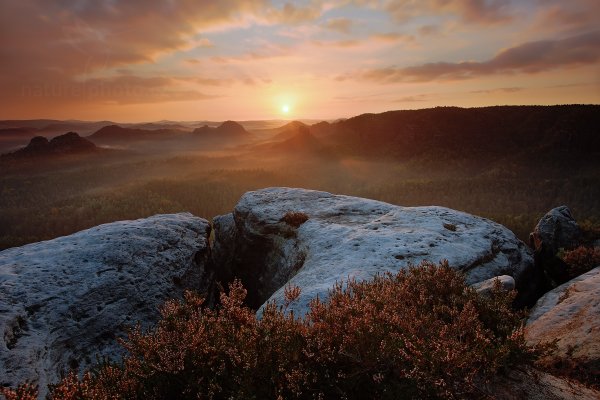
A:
[1,132,97,158]
[526,266,600,367]
[212,187,539,315]
[530,206,582,285]
[192,120,251,141]
[0,213,211,396]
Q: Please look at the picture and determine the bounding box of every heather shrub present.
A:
[559,245,600,278]
[280,211,309,228]
[1,262,546,400]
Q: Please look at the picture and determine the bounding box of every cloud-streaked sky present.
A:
[1,0,599,121]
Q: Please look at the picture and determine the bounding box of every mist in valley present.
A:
[2,106,599,250]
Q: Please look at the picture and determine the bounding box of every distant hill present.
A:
[251,127,334,160]
[309,105,600,170]
[89,124,186,144]
[1,132,97,158]
[192,120,252,142]
[270,121,310,141]
[127,122,191,131]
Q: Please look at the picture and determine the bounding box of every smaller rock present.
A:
[473,275,515,296]
[530,206,581,285]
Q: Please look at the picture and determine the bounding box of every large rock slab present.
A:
[526,266,600,363]
[0,213,211,395]
[212,187,538,315]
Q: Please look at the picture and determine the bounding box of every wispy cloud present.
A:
[344,31,600,83]
[322,17,354,34]
[383,0,513,25]
[470,87,524,94]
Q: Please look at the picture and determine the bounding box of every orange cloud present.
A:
[323,18,354,34]
[17,75,220,106]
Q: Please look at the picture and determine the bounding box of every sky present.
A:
[1,0,599,122]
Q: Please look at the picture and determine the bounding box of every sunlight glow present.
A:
[282,104,290,114]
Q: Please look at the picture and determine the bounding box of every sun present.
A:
[281,104,290,114]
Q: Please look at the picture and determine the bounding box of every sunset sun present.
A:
[281,104,290,114]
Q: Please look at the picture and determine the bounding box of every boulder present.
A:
[530,206,581,285]
[0,213,211,396]
[526,266,600,366]
[211,187,539,315]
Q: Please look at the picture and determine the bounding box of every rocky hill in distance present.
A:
[1,132,97,159]
[88,124,187,145]
[192,120,253,142]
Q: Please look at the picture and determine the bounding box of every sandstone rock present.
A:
[212,187,539,315]
[526,266,600,363]
[530,206,581,285]
[0,213,211,396]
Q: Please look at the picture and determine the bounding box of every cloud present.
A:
[470,87,523,94]
[16,75,220,105]
[370,32,415,44]
[348,31,600,83]
[0,0,271,78]
[382,0,513,25]
[312,32,415,49]
[263,2,323,25]
[179,77,233,87]
[395,93,439,103]
[323,18,354,34]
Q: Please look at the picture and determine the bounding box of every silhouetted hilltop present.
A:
[192,120,251,141]
[311,106,600,164]
[271,121,310,141]
[251,128,334,159]
[89,124,185,144]
[2,132,97,158]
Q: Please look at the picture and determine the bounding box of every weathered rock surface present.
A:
[530,206,581,285]
[0,213,211,395]
[526,266,600,363]
[212,187,539,315]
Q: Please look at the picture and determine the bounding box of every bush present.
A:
[559,246,600,278]
[280,211,309,228]
[1,262,546,400]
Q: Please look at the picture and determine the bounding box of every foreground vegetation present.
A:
[1,262,549,400]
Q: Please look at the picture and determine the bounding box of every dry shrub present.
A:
[1,262,546,400]
[280,211,309,228]
[560,246,600,278]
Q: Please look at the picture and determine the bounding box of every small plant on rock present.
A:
[280,211,309,228]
